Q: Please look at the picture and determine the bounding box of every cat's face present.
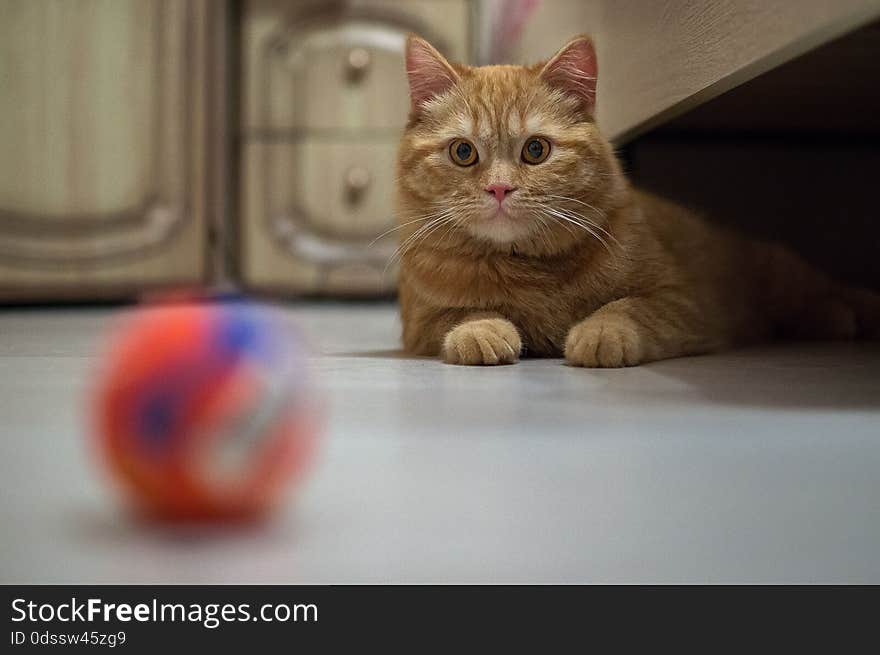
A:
[397,35,624,255]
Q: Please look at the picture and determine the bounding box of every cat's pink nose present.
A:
[485,183,517,203]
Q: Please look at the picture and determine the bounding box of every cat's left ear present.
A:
[405,35,460,113]
[539,35,598,114]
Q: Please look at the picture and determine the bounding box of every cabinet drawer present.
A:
[243,0,472,131]
[240,139,399,295]
[259,22,411,131]
[257,138,397,238]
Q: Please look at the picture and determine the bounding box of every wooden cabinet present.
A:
[3,0,878,300]
[239,0,473,296]
[0,0,226,300]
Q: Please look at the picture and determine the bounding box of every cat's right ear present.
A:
[405,35,459,113]
[540,35,598,115]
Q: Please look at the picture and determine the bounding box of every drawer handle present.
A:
[344,166,372,204]
[345,47,372,82]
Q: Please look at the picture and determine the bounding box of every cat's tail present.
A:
[840,285,880,339]
[763,243,880,340]
[787,283,880,341]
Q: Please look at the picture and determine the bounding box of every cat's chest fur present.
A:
[405,247,617,354]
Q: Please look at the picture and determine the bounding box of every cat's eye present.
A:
[521,137,551,164]
[449,138,478,166]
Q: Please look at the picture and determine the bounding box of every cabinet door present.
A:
[0,0,223,300]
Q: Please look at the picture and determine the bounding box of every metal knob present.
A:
[345,47,371,82]
[344,166,371,204]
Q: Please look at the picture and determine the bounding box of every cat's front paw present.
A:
[565,315,644,368]
[442,318,521,366]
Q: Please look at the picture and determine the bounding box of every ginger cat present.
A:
[395,35,880,367]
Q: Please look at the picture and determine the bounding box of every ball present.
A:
[94,300,318,521]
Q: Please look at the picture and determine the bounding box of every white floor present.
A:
[1,303,879,583]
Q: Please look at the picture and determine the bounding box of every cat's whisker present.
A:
[543,194,611,225]
[393,216,452,256]
[557,210,620,250]
[531,213,555,254]
[389,212,453,259]
[388,224,451,272]
[520,201,587,235]
[409,215,459,251]
[532,204,616,257]
[435,215,466,251]
[368,214,448,247]
[543,194,604,214]
[541,198,621,249]
[404,202,478,256]
[386,210,461,270]
[530,207,596,256]
[527,206,576,240]
[387,194,619,264]
[552,205,615,241]
[554,214,613,254]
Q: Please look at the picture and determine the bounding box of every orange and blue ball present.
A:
[94,301,318,521]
